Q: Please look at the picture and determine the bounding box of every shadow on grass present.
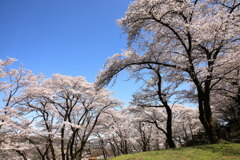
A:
[195,142,240,156]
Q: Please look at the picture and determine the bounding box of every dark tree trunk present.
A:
[166,106,176,148]
[16,150,28,160]
[197,86,217,144]
[109,142,117,157]
[61,126,66,160]
[49,138,56,160]
[154,68,176,148]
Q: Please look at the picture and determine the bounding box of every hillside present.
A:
[109,142,240,160]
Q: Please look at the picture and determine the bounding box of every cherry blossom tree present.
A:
[171,105,202,145]
[101,110,135,155]
[0,58,42,160]
[130,63,184,148]
[92,109,151,157]
[1,60,121,160]
[96,0,240,144]
[127,104,202,147]
[22,74,121,160]
[126,111,164,151]
[212,68,240,137]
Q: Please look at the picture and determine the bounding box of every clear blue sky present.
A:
[0,0,143,105]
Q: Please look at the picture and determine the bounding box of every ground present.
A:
[109,141,240,160]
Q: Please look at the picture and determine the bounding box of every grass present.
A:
[109,141,240,160]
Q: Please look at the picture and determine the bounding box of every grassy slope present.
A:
[109,142,240,160]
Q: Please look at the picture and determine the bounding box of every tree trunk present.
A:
[204,101,217,144]
[61,126,66,160]
[49,139,56,160]
[155,68,176,148]
[166,107,176,148]
[15,150,28,160]
[109,142,117,157]
[197,87,217,144]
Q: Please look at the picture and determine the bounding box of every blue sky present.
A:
[0,0,143,105]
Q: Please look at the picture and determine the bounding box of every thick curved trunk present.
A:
[197,87,217,144]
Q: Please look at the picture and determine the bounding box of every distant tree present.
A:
[212,68,240,137]
[133,121,153,152]
[96,0,240,144]
[126,110,164,151]
[101,110,134,155]
[171,105,202,145]
[93,109,152,156]
[127,104,201,147]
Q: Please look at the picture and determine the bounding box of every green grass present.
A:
[109,142,240,160]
